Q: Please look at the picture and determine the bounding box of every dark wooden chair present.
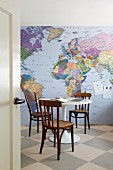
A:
[69,92,92,134]
[39,99,74,160]
[23,90,46,137]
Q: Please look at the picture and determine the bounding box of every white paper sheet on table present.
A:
[57,98,69,102]
[70,98,84,102]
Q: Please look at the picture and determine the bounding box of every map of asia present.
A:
[21,26,113,99]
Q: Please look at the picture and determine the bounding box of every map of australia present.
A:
[21,26,113,98]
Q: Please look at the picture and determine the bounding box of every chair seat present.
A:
[32,112,51,117]
[69,109,88,114]
[32,112,42,117]
[44,120,74,129]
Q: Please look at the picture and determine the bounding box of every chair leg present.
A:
[69,111,71,122]
[75,113,78,128]
[57,131,60,160]
[29,119,32,137]
[87,113,90,129]
[39,126,46,154]
[84,114,86,134]
[69,112,72,132]
[37,117,39,133]
[71,126,74,152]
[54,130,56,147]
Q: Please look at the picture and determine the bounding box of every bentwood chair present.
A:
[39,100,74,160]
[69,92,92,134]
[24,90,46,137]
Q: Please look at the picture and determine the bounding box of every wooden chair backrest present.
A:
[39,100,62,129]
[74,92,91,98]
[74,92,92,110]
[24,91,39,114]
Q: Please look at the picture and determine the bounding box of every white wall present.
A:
[21,0,113,26]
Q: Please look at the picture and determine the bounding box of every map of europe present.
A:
[21,26,113,98]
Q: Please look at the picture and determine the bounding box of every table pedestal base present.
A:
[49,130,80,144]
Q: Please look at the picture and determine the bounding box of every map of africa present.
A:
[20,26,113,99]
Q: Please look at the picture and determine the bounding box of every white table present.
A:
[49,98,92,144]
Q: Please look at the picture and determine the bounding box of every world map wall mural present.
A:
[20,26,113,125]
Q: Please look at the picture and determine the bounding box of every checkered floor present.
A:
[21,125,113,170]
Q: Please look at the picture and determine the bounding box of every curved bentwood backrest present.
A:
[24,91,39,114]
[39,100,62,128]
[74,92,92,110]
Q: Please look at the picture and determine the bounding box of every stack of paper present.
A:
[57,98,69,103]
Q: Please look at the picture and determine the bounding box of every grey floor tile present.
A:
[85,128,106,136]
[91,152,113,170]
[40,153,87,170]
[21,138,39,150]
[21,128,37,137]
[21,153,37,168]
[84,137,113,151]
